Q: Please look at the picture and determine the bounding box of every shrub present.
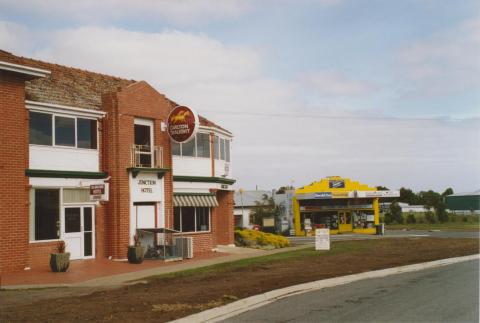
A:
[234,229,290,249]
[406,213,416,224]
[425,211,436,224]
[384,212,393,224]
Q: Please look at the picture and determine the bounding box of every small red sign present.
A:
[90,184,105,196]
[167,106,199,143]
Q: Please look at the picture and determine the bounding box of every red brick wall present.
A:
[215,190,235,245]
[102,81,174,259]
[178,232,213,254]
[27,242,58,270]
[0,72,30,273]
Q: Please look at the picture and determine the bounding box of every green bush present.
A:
[425,211,436,224]
[406,213,416,224]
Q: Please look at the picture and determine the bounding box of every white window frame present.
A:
[29,187,97,243]
[172,132,210,159]
[174,207,211,233]
[29,111,99,151]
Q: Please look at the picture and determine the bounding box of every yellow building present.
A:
[293,176,399,235]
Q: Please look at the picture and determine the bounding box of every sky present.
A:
[0,0,479,193]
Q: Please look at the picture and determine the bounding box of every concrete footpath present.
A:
[1,244,312,290]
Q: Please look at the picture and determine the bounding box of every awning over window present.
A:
[173,194,219,207]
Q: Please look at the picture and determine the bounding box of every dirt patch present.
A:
[1,237,478,323]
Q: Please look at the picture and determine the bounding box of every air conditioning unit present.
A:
[174,237,193,259]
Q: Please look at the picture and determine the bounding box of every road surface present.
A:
[223,259,479,323]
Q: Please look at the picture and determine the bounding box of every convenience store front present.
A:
[293,177,399,235]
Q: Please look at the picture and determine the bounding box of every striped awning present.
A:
[173,194,219,207]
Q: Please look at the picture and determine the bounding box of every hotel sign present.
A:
[167,105,199,143]
[90,184,108,201]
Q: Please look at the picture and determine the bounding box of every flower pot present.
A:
[127,245,145,264]
[50,253,70,272]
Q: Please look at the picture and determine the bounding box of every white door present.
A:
[136,204,156,249]
[63,206,95,260]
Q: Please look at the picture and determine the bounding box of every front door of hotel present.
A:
[63,206,95,260]
[338,211,353,232]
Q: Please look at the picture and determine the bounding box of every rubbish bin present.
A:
[376,223,385,236]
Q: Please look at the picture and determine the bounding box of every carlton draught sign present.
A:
[167,105,199,143]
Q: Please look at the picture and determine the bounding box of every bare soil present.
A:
[1,237,478,323]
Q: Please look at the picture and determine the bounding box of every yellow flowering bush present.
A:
[234,229,290,249]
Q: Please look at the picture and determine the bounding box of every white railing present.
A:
[130,145,163,168]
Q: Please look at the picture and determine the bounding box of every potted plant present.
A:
[50,240,70,272]
[127,233,145,264]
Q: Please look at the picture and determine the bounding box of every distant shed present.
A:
[445,190,480,213]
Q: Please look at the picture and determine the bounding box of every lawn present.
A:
[386,221,479,231]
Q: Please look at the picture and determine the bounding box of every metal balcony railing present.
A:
[130,145,163,168]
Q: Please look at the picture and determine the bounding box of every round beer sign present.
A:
[167,105,199,143]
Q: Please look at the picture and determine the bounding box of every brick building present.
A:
[0,50,235,273]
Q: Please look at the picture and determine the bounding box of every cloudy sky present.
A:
[1,0,479,193]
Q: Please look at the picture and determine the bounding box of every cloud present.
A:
[0,21,478,193]
[0,0,252,25]
[398,15,480,97]
[298,71,376,96]
[0,21,33,53]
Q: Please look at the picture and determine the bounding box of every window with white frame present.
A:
[214,135,231,162]
[29,188,60,241]
[172,132,210,158]
[173,207,210,232]
[29,188,90,242]
[29,111,97,149]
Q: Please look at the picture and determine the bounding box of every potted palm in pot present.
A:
[50,240,70,272]
[127,233,145,264]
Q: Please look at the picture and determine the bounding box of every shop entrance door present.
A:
[338,211,353,232]
[63,206,95,260]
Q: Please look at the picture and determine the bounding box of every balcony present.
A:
[129,145,168,178]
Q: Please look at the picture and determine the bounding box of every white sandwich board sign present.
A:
[315,228,330,251]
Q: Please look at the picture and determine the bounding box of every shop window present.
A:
[77,118,97,149]
[55,116,75,147]
[196,207,210,231]
[173,207,210,232]
[31,189,60,241]
[29,111,52,145]
[196,133,210,158]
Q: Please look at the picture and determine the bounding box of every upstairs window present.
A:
[214,135,231,162]
[77,118,97,149]
[30,112,52,145]
[196,133,210,158]
[172,133,210,158]
[182,136,196,157]
[29,111,97,149]
[55,116,75,147]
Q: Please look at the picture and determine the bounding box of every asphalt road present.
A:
[223,259,479,323]
[288,230,480,245]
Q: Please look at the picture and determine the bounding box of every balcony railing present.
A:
[130,145,163,168]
